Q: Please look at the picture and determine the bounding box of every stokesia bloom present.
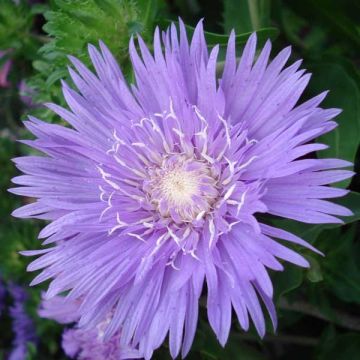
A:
[0,278,37,358]
[39,296,142,359]
[8,284,37,360]
[11,20,353,359]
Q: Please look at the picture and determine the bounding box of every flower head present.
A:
[0,278,37,358]
[11,20,353,359]
[8,283,37,360]
[39,296,142,360]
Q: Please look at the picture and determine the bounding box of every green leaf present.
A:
[93,0,124,16]
[306,255,323,283]
[288,0,360,50]
[0,0,34,50]
[273,265,303,302]
[275,4,329,53]
[189,320,265,360]
[307,62,360,188]
[28,0,154,123]
[45,68,68,88]
[136,0,160,31]
[319,334,360,360]
[223,0,270,33]
[201,27,278,47]
[321,226,360,304]
[314,1,360,48]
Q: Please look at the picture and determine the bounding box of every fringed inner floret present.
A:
[144,154,218,222]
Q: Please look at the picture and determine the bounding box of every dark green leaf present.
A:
[273,265,303,302]
[136,0,160,31]
[189,320,265,360]
[306,255,323,283]
[314,1,360,48]
[321,226,360,304]
[319,333,360,360]
[45,68,68,88]
[307,62,360,188]
[223,0,270,33]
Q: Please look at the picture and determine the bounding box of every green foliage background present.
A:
[0,0,359,359]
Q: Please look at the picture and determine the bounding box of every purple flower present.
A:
[0,50,12,88]
[11,20,353,359]
[8,284,37,360]
[38,292,81,324]
[0,279,37,359]
[39,296,142,359]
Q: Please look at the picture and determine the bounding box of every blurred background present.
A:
[0,0,359,359]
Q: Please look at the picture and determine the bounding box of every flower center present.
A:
[160,167,198,206]
[144,155,218,222]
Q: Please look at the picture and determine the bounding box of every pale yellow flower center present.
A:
[145,155,219,222]
[159,166,199,207]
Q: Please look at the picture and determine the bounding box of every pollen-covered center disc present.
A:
[143,155,219,222]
